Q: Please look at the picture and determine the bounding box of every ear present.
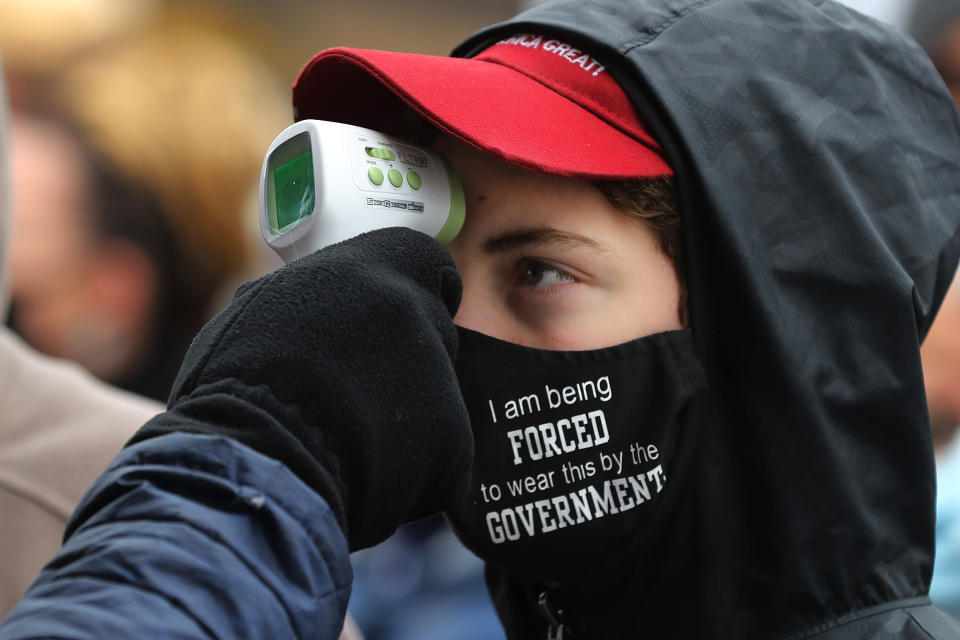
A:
[87,239,158,336]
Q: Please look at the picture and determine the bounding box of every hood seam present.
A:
[621,0,721,52]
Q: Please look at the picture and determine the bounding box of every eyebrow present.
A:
[483,226,606,254]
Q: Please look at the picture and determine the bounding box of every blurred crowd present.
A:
[3,0,960,636]
[0,0,510,637]
[2,2,289,401]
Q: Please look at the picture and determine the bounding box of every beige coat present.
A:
[0,328,161,617]
[0,328,367,635]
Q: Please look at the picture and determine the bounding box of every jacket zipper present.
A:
[538,590,571,639]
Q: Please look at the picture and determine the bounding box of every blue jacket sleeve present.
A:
[0,432,353,639]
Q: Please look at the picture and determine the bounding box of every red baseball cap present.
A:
[292,33,672,179]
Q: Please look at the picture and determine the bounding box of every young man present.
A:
[3,1,960,639]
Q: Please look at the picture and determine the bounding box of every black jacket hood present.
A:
[453,1,960,638]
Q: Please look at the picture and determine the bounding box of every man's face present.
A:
[8,117,97,355]
[439,135,683,351]
[8,117,155,381]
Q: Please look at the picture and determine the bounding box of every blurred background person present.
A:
[910,0,960,109]
[0,58,362,640]
[0,0,168,617]
[0,1,513,636]
[923,273,960,619]
[0,0,287,621]
[2,7,289,401]
[909,0,960,619]
[8,111,192,401]
[0,49,165,618]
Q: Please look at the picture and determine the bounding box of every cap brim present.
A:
[292,48,672,180]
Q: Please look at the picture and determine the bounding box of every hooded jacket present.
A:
[2,1,960,639]
[448,0,960,637]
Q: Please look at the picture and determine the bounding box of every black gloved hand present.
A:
[129,227,473,550]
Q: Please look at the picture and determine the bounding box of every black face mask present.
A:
[447,327,707,580]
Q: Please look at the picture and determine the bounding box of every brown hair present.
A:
[593,178,688,326]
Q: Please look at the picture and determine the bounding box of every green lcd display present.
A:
[267,132,315,233]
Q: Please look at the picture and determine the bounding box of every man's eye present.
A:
[522,260,576,287]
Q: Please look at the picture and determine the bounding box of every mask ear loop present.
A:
[538,590,569,639]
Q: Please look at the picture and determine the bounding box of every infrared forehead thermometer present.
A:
[259,119,466,263]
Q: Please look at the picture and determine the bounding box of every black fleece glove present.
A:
[129,227,473,550]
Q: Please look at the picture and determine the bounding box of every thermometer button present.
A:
[388,169,403,188]
[367,167,385,186]
[406,171,422,190]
